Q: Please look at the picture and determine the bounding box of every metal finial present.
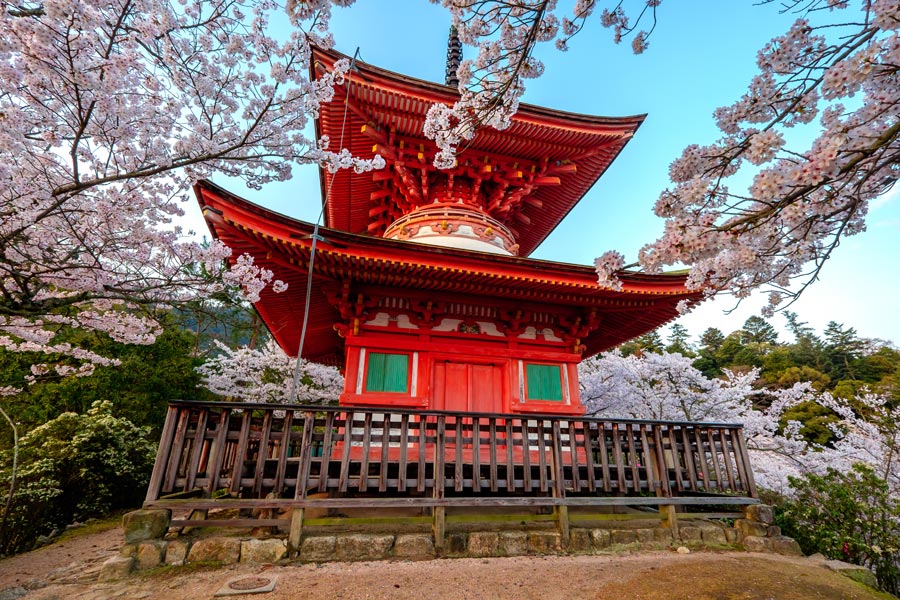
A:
[445,25,462,88]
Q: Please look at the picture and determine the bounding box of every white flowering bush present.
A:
[0,401,156,555]
[580,350,900,495]
[197,341,344,404]
[779,465,900,595]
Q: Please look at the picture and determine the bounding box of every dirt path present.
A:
[0,523,893,600]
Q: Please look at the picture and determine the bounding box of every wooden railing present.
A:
[144,401,757,549]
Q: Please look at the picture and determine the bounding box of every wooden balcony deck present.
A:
[144,401,758,550]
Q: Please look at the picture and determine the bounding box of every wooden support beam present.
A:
[433,416,447,551]
[533,176,561,185]
[659,504,679,538]
[367,219,389,233]
[288,508,305,556]
[433,507,446,552]
[551,421,570,546]
[546,163,578,175]
[360,123,387,144]
[372,143,398,160]
[368,205,389,217]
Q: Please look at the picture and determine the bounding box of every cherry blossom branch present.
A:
[0,0,380,379]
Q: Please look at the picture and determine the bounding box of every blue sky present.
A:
[200,0,900,347]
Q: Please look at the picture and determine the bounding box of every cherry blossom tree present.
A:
[417,0,898,311]
[0,0,382,389]
[197,340,344,404]
[579,350,757,422]
[580,350,900,494]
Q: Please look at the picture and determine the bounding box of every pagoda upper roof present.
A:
[313,47,645,257]
[197,181,700,365]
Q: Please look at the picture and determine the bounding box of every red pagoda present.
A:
[196,47,702,416]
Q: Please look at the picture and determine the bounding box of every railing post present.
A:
[550,420,570,545]
[735,428,758,498]
[289,411,316,557]
[659,504,678,536]
[433,415,446,551]
[145,404,181,503]
[652,423,678,538]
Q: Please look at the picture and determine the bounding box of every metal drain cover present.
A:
[214,575,277,596]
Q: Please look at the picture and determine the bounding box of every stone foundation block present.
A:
[735,519,770,538]
[771,536,803,556]
[467,532,499,557]
[635,529,655,544]
[742,535,770,552]
[499,531,528,556]
[678,526,701,542]
[569,529,592,553]
[744,504,775,524]
[335,534,394,562]
[241,538,287,563]
[98,556,134,582]
[187,537,241,564]
[611,530,638,546]
[590,528,611,550]
[654,528,674,543]
[118,544,137,558]
[136,540,167,570]
[393,534,434,560]
[724,528,742,544]
[767,525,782,537]
[122,509,171,544]
[300,536,336,562]
[445,533,468,556]
[165,540,190,566]
[700,526,728,545]
[528,531,562,554]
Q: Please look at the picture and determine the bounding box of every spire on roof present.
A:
[445,25,462,88]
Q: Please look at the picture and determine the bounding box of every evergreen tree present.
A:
[699,328,726,352]
[693,327,727,378]
[618,330,664,356]
[824,321,864,382]
[741,316,779,348]
[666,324,694,356]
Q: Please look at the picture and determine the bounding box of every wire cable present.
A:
[288,47,360,404]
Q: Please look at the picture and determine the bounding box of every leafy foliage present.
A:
[0,317,207,442]
[780,465,900,595]
[0,401,157,555]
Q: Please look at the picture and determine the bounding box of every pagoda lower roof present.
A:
[313,48,645,257]
[197,180,701,365]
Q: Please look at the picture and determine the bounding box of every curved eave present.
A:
[312,47,645,257]
[196,181,703,363]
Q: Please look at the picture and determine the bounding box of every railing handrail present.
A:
[164,399,747,429]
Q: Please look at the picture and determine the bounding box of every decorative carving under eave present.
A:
[326,281,377,337]
[434,220,459,235]
[396,224,421,239]
[503,240,520,255]
[408,299,447,327]
[457,321,481,334]
[558,309,602,353]
[497,308,532,336]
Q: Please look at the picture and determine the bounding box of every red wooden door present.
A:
[433,361,503,413]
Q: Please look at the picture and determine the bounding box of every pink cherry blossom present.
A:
[0,0,379,386]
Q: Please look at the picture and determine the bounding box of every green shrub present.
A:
[0,401,156,555]
[779,464,900,595]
